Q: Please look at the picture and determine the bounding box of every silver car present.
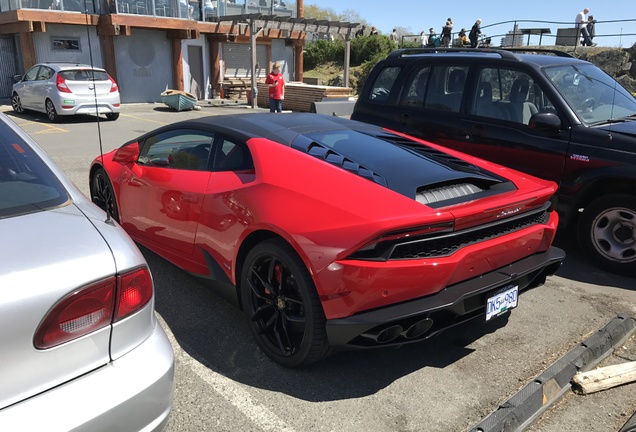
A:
[11,62,121,122]
[0,112,174,431]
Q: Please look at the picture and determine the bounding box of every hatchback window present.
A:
[0,124,69,218]
[368,66,401,103]
[36,67,54,81]
[544,63,636,125]
[59,69,110,81]
[23,66,40,82]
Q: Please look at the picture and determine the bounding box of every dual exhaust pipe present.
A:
[362,318,434,344]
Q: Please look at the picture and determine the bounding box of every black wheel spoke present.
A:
[248,267,274,300]
[282,310,305,324]
[266,258,280,296]
[275,314,293,356]
[251,302,275,322]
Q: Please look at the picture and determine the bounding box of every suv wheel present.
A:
[579,194,636,276]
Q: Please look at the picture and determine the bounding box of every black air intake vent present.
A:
[293,141,388,187]
[374,134,478,169]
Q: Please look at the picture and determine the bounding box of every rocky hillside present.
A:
[571,45,636,93]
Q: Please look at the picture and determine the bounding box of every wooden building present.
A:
[0,0,313,102]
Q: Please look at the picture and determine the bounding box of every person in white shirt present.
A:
[575,8,594,46]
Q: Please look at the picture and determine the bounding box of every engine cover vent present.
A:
[416,183,483,205]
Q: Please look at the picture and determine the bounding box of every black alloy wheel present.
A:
[240,239,331,368]
[91,167,120,222]
[11,93,24,113]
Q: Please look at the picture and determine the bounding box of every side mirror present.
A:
[529,112,561,135]
[12,74,22,84]
[112,142,140,163]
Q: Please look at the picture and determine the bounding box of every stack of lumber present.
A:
[256,82,354,112]
[222,78,261,100]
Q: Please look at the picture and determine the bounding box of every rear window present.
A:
[0,122,69,218]
[59,69,110,81]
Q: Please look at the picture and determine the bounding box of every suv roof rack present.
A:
[499,48,575,58]
[386,47,521,60]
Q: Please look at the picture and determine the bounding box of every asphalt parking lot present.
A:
[3,103,636,432]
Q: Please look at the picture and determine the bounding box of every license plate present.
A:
[486,285,518,321]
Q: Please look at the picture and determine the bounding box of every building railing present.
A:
[0,0,295,21]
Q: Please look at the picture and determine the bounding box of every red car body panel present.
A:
[90,113,564,351]
[96,130,559,321]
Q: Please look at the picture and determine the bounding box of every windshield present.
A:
[544,63,636,125]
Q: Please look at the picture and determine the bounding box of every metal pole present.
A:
[250,19,258,109]
[344,36,350,88]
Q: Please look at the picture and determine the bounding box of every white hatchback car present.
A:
[11,62,121,122]
[0,112,174,431]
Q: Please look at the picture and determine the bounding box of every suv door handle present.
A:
[400,113,411,124]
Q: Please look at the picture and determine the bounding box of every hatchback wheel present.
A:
[106,113,120,121]
[91,167,120,222]
[45,99,59,122]
[579,193,636,276]
[240,239,331,368]
[11,92,24,113]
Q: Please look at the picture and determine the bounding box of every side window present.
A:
[400,66,431,107]
[471,68,555,125]
[37,67,54,81]
[212,138,253,171]
[367,66,401,104]
[23,66,40,82]
[424,65,469,113]
[138,129,214,171]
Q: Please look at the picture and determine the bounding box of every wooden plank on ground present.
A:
[571,361,636,394]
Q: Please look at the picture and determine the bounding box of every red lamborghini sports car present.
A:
[90,113,565,367]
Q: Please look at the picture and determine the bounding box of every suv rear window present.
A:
[0,124,69,218]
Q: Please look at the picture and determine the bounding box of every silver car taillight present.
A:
[34,266,153,349]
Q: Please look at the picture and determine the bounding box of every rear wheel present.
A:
[106,113,120,121]
[91,167,120,222]
[240,239,331,368]
[45,99,59,122]
[579,194,636,276]
[11,92,24,113]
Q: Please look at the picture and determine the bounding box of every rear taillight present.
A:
[114,267,153,322]
[34,266,153,349]
[56,74,72,93]
[108,75,119,93]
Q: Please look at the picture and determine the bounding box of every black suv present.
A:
[351,48,636,276]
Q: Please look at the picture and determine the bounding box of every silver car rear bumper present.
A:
[0,320,174,432]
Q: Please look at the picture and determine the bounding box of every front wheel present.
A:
[90,167,120,222]
[578,194,636,276]
[11,92,24,113]
[240,239,331,368]
[45,99,59,122]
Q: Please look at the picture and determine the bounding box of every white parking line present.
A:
[158,315,297,432]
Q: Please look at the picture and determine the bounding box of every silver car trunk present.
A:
[0,203,116,409]
[66,79,113,97]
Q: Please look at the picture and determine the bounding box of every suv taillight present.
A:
[109,75,119,93]
[56,74,72,93]
[34,266,153,349]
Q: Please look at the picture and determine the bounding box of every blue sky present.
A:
[303,0,636,48]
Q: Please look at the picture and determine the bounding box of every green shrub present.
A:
[303,39,345,69]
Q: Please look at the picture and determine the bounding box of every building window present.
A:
[51,38,81,51]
